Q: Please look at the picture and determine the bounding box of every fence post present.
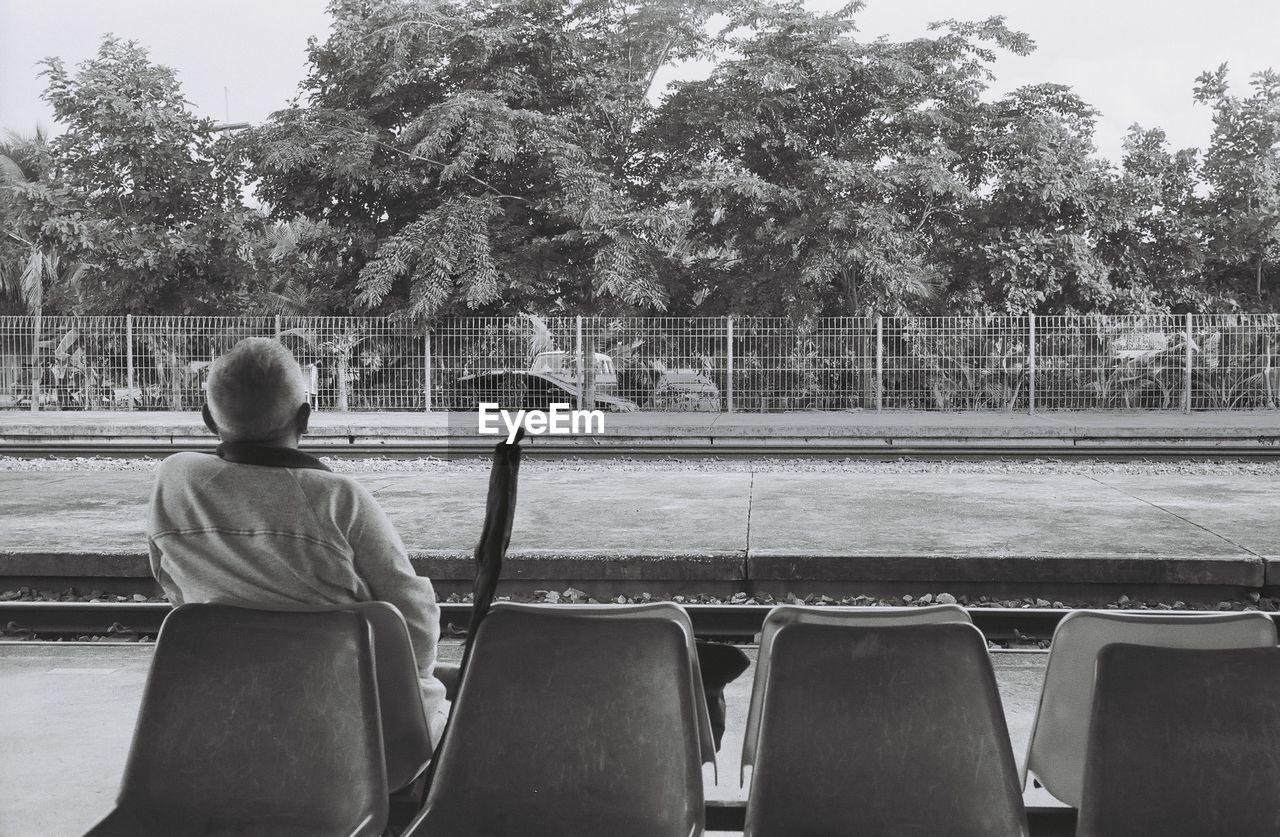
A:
[725,316,734,413]
[1184,312,1193,413]
[274,314,281,339]
[423,324,433,412]
[126,315,134,410]
[29,313,41,412]
[875,315,883,411]
[574,315,584,412]
[1028,312,1036,415]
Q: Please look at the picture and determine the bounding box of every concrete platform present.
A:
[0,410,1277,451]
[1,465,1277,597]
[0,642,1053,836]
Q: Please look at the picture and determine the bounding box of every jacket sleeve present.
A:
[345,482,450,742]
[146,459,186,606]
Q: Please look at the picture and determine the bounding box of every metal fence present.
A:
[1,314,1277,412]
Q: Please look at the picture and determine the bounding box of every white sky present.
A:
[1,0,1277,165]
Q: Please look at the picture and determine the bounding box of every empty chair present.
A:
[84,603,387,837]
[742,603,972,780]
[1023,609,1276,807]
[405,602,713,837]
[744,621,1027,837]
[1078,643,1280,837]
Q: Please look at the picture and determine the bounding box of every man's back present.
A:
[148,448,448,740]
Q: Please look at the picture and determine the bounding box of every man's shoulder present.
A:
[156,450,220,479]
[293,466,373,501]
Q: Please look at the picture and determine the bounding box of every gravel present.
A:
[3,454,1280,477]
[8,586,1277,649]
[6,585,1277,613]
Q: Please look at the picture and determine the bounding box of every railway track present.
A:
[3,440,1280,460]
[7,600,1262,643]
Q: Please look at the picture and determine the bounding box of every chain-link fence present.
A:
[882,315,1029,410]
[1,313,1278,412]
[1034,314,1189,410]
[0,316,132,410]
[1191,313,1280,410]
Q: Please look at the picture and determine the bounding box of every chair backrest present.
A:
[744,621,1026,837]
[111,604,387,836]
[408,602,709,837]
[342,601,435,791]
[1025,610,1276,806]
[1078,643,1280,837]
[742,603,972,778]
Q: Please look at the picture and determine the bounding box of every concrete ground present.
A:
[2,466,1278,590]
[0,642,1051,836]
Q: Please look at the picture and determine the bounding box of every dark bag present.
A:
[695,639,751,750]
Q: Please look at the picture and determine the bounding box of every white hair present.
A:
[206,338,308,442]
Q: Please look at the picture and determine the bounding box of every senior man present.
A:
[147,337,448,740]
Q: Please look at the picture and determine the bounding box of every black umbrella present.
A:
[460,426,524,674]
[419,428,525,803]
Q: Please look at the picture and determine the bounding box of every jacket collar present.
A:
[214,442,331,472]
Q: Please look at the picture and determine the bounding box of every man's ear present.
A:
[294,402,311,437]
[201,404,220,438]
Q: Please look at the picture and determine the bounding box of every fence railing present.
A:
[1,314,1277,412]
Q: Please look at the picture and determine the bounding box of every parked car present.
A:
[646,369,722,412]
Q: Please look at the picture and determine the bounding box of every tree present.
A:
[0,129,92,408]
[940,83,1127,314]
[1194,65,1280,305]
[0,129,76,317]
[245,0,730,321]
[638,3,1035,318]
[32,37,258,313]
[237,216,353,314]
[1098,125,1210,312]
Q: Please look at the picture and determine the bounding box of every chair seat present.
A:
[84,604,387,837]
[742,603,973,780]
[744,620,1026,837]
[406,603,709,837]
[1024,609,1277,807]
[1078,643,1280,837]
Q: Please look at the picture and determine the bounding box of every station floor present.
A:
[0,642,1053,836]
[2,464,1279,589]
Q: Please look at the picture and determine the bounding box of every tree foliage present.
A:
[641,4,1036,316]
[3,2,1279,319]
[1194,65,1280,303]
[245,0,732,320]
[35,37,260,312]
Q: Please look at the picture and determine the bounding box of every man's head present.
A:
[202,338,310,445]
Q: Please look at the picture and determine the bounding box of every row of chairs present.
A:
[86,602,1280,836]
[744,603,1280,837]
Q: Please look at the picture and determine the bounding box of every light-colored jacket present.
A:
[147,448,448,741]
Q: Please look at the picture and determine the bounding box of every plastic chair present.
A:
[211,600,437,794]
[1078,643,1280,837]
[405,602,712,837]
[742,603,972,781]
[744,621,1026,837]
[338,601,436,793]
[83,603,387,837]
[1023,610,1276,807]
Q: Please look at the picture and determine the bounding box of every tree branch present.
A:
[304,117,529,203]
